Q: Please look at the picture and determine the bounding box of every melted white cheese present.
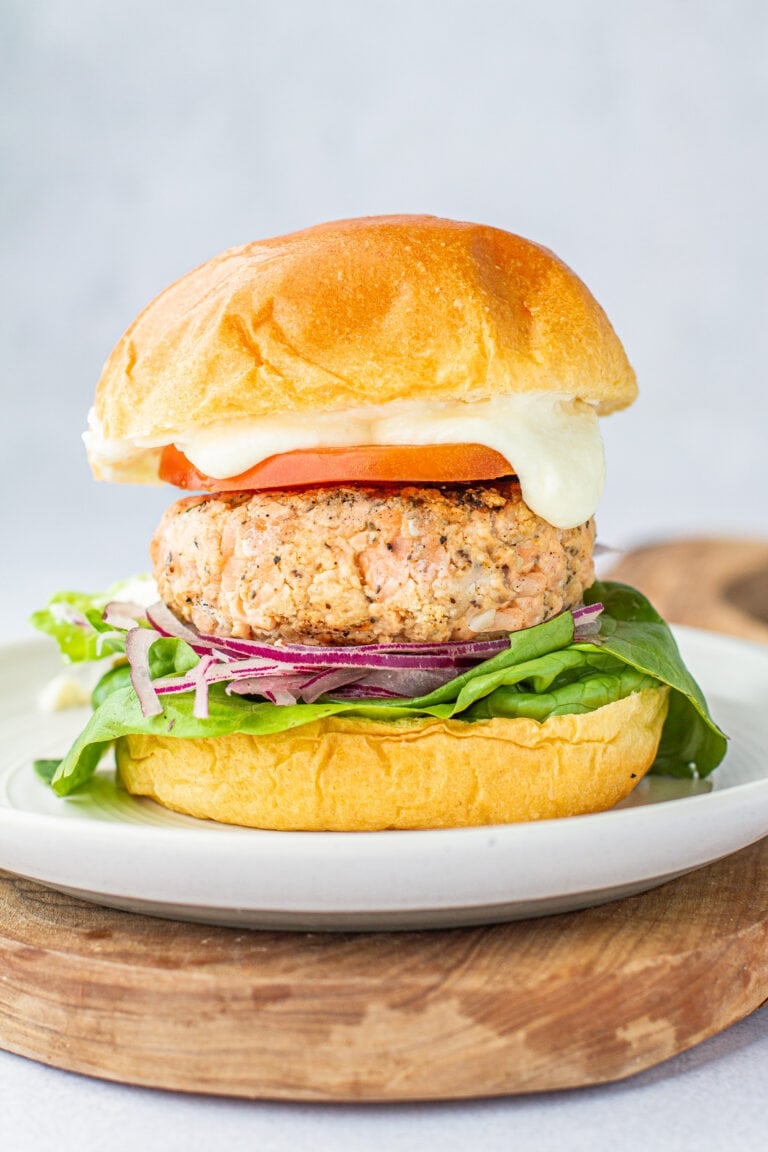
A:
[174,393,604,529]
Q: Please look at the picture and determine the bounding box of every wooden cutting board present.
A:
[1,538,767,1101]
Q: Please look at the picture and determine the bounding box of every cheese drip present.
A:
[173,393,605,529]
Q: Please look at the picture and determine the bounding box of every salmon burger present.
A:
[35,216,726,829]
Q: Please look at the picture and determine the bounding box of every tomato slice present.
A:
[159,443,515,491]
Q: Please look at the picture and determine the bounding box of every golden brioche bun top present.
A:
[89,216,636,481]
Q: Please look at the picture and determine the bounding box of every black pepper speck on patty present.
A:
[150,481,595,645]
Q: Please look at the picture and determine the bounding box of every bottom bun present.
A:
[116,687,669,830]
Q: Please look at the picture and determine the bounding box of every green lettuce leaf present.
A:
[33,759,62,784]
[30,576,155,663]
[581,582,727,777]
[33,581,727,796]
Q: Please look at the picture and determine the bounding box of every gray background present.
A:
[2,3,768,1148]
[2,0,767,620]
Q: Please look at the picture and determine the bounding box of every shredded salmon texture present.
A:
[152,481,595,646]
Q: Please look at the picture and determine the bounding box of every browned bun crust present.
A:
[89,216,636,482]
[116,688,668,831]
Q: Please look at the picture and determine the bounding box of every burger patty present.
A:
[151,482,595,646]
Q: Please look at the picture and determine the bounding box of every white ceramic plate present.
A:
[0,630,767,930]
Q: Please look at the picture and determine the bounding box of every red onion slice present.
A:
[155,659,281,697]
[125,627,163,717]
[133,599,606,712]
[226,675,308,704]
[224,668,366,704]
[205,658,282,681]
[146,602,220,652]
[265,687,300,706]
[327,684,404,700]
[573,602,604,641]
[154,678,197,697]
[208,637,506,666]
[145,602,510,664]
[572,602,604,623]
[343,666,452,699]
[574,622,602,638]
[198,638,465,670]
[102,601,148,630]
[192,654,218,719]
[296,668,367,703]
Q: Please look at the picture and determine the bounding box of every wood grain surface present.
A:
[1,840,767,1100]
[607,537,768,643]
[0,538,767,1100]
